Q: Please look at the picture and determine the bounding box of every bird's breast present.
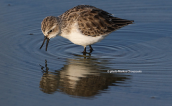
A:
[60,23,108,46]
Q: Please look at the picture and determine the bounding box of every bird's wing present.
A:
[77,8,134,37]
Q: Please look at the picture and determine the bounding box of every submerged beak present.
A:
[40,36,50,51]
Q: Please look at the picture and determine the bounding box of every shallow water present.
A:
[0,0,172,106]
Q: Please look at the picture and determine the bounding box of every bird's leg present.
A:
[89,45,93,53]
[82,46,86,53]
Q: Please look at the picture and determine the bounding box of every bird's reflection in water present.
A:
[39,55,130,97]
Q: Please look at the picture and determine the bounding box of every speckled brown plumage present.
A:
[41,16,58,33]
[59,5,133,37]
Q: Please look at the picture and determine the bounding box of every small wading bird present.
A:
[40,5,133,54]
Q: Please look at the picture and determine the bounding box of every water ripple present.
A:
[7,23,170,69]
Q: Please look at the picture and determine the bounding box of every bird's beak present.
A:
[40,36,50,51]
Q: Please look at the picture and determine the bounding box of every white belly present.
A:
[61,23,108,47]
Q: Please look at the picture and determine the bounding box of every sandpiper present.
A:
[40,5,133,53]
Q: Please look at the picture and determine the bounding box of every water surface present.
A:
[0,0,172,106]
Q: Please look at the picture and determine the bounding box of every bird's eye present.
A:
[49,30,53,33]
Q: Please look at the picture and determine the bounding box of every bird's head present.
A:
[40,16,60,51]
